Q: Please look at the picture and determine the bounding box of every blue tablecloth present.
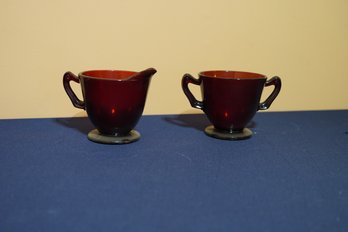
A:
[0,111,347,232]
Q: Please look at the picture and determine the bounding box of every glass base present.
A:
[87,129,140,144]
[204,125,252,140]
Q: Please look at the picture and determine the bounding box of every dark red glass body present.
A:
[63,69,156,136]
[182,71,281,132]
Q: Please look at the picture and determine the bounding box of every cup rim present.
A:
[199,70,267,80]
[79,70,139,81]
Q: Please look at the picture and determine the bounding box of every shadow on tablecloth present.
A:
[54,116,94,135]
[163,112,257,131]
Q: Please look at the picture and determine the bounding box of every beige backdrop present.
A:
[1,0,347,119]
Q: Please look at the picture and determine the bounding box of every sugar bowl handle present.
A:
[181,73,204,110]
[259,76,282,110]
[63,72,85,109]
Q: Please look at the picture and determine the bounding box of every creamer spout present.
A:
[127,68,157,80]
[139,68,157,78]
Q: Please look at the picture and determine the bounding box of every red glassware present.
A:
[182,70,281,140]
[63,68,157,144]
